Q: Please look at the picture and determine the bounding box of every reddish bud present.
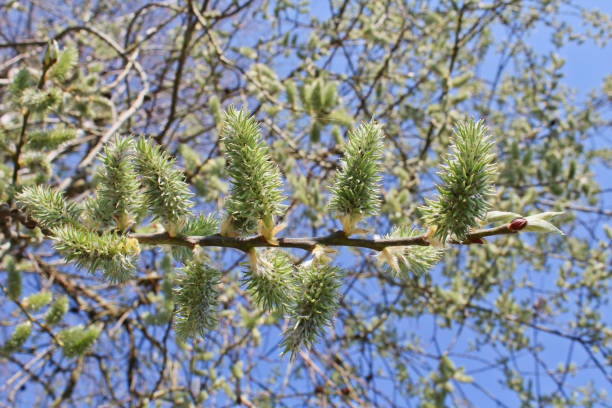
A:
[509,218,527,231]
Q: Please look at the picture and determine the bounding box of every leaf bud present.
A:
[508,218,527,231]
[42,39,59,69]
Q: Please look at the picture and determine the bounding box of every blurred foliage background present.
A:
[0,0,611,406]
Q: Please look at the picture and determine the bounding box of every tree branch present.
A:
[132,223,517,252]
[1,202,523,253]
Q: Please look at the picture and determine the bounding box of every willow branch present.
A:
[0,204,518,252]
[132,223,519,252]
[1,203,524,253]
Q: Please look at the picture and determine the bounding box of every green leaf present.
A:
[527,211,564,221]
[485,211,523,224]
[524,212,565,235]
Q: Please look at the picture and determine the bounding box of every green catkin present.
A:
[281,263,342,359]
[58,325,101,357]
[6,257,21,300]
[221,106,286,236]
[420,119,497,242]
[45,295,69,325]
[174,260,220,340]
[329,120,384,234]
[3,322,32,353]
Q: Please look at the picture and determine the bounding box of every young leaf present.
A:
[524,212,565,235]
[485,211,522,224]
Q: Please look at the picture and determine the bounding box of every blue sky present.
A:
[2,1,611,406]
[313,1,612,405]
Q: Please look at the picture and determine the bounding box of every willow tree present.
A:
[0,1,610,407]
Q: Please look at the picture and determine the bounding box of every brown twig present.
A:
[1,202,522,253]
